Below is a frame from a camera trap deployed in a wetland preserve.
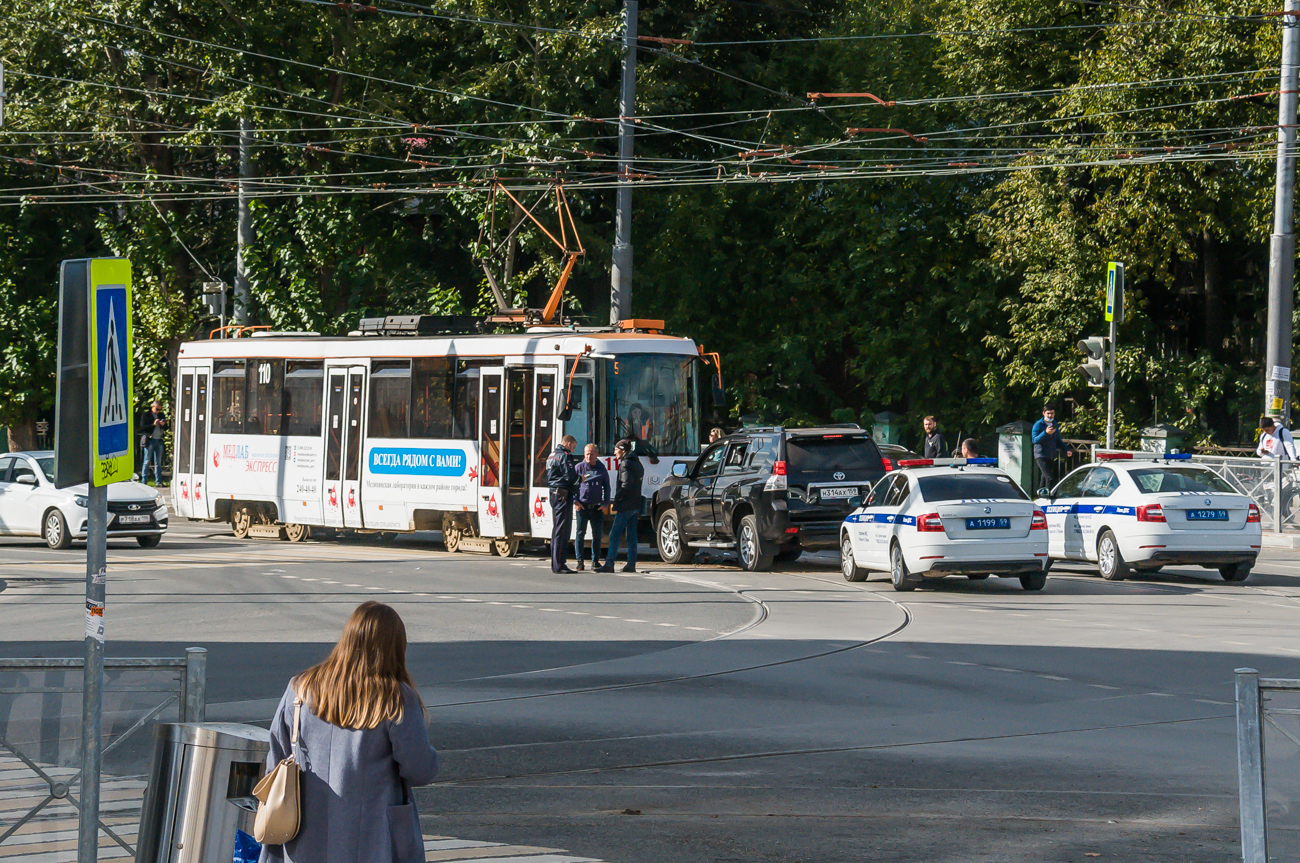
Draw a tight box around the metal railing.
[1235,668,1300,863]
[0,647,206,855]
[1182,455,1300,534]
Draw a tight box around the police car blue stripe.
[1043,504,1135,516]
[845,513,917,525]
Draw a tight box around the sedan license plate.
[1186,509,1229,521]
[820,486,857,499]
[965,517,1010,530]
[116,514,151,525]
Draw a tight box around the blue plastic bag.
[234,829,263,863]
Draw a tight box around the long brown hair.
[295,602,421,729]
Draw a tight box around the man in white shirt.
[1257,417,1298,460]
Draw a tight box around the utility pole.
[1265,0,1299,423]
[234,118,254,326]
[609,0,637,325]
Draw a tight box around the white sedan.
[0,451,169,549]
[839,459,1051,592]
[1035,453,1261,582]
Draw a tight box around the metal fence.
[1183,455,1300,534]
[0,648,206,856]
[1235,668,1300,863]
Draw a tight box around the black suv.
[651,425,888,571]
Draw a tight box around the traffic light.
[1076,336,1109,387]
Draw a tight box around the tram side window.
[369,360,411,438]
[245,359,284,435]
[283,361,324,436]
[454,359,489,440]
[411,357,455,438]
[212,361,246,434]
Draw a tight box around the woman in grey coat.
[259,601,439,863]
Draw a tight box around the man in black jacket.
[597,439,644,573]
[545,435,579,573]
[139,401,169,486]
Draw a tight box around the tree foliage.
[0,0,1293,451]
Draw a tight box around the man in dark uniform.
[545,434,579,573]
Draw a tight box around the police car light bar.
[1095,451,1193,461]
[896,457,999,468]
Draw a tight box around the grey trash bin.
[136,723,270,863]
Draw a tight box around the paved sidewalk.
[0,752,603,863]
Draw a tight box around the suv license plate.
[820,487,857,499]
[1187,509,1228,521]
[116,514,151,525]
[966,517,1010,530]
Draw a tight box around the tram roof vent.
[357,315,485,336]
[616,319,666,334]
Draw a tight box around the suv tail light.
[1136,504,1165,523]
[916,512,944,532]
[764,460,788,491]
[1247,503,1261,523]
[1030,511,1047,530]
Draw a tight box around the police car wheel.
[1097,530,1127,581]
[890,543,917,592]
[737,515,773,572]
[840,534,867,582]
[775,545,803,563]
[1019,572,1047,591]
[1219,563,1251,583]
[656,510,695,565]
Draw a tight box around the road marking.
[460,598,482,603]
[512,605,532,609]
[948,661,975,666]
[566,611,589,616]
[1196,699,1230,705]
[347,583,362,587]
[684,626,709,631]
[539,608,562,612]
[656,622,677,627]
[1146,692,1174,697]
[1039,675,1070,681]
[989,667,1021,673]
[623,618,647,623]
[1090,684,1120,690]
[595,615,618,619]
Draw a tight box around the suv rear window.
[917,473,1027,502]
[785,436,882,472]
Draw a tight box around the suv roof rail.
[738,425,784,433]
[821,423,863,429]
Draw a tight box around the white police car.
[839,458,1050,592]
[1036,452,1261,582]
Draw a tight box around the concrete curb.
[1262,532,1300,550]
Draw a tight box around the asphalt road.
[3,521,1299,862]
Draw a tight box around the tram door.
[323,366,367,528]
[172,371,209,518]
[530,372,557,537]
[502,368,535,536]
[477,369,505,537]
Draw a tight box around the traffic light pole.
[1265,0,1299,422]
[1107,315,1117,449]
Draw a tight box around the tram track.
[423,568,913,711]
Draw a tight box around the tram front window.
[606,355,699,456]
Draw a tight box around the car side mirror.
[711,371,725,408]
[848,494,864,508]
[672,462,688,478]
[557,402,573,422]
[16,475,37,486]
[1036,487,1052,498]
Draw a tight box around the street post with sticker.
[55,257,132,863]
[1104,262,1124,449]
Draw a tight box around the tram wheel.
[492,537,520,557]
[231,507,252,539]
[284,523,309,543]
[442,516,463,553]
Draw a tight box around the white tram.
[169,319,712,554]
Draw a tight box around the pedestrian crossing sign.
[89,259,133,486]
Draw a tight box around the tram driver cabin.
[170,322,711,551]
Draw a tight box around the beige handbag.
[252,696,303,844]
